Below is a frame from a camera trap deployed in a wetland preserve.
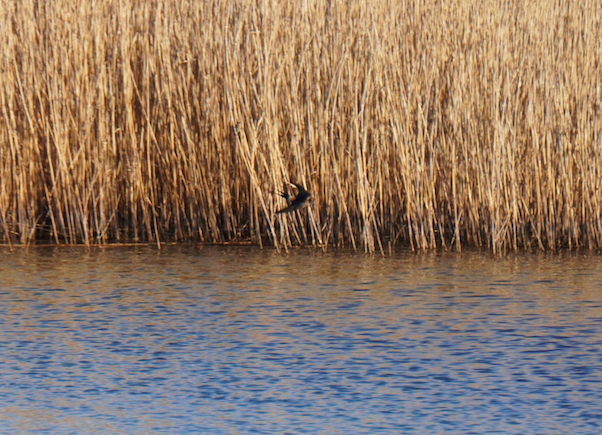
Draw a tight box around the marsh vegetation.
[1,0,601,252]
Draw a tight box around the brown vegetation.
[1,0,601,253]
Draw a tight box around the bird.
[276,183,311,214]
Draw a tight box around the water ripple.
[0,247,601,434]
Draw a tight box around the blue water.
[0,246,601,434]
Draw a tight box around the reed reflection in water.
[0,246,601,434]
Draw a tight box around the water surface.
[0,246,601,434]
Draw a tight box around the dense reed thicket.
[1,0,601,252]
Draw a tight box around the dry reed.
[1,0,601,253]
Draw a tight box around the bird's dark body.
[276,183,311,214]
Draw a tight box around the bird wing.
[276,204,297,214]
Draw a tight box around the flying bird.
[276,183,311,214]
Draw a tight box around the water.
[0,246,601,434]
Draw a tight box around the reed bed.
[1,0,601,253]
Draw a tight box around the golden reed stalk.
[1,0,601,253]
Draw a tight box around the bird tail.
[274,187,292,204]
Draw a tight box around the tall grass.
[1,0,601,253]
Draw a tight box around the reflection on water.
[0,246,601,434]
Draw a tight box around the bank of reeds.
[1,0,601,253]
